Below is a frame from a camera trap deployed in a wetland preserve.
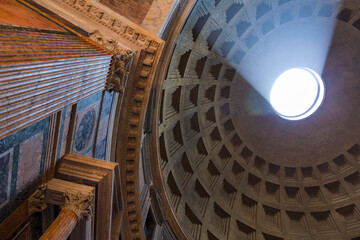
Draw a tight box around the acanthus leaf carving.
[62,191,94,220]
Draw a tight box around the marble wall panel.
[72,92,102,157]
[95,91,114,160]
[0,117,49,223]
[95,118,109,160]
[16,132,44,194]
[0,149,13,209]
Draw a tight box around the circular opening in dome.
[270,68,325,120]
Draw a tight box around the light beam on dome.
[227,2,343,118]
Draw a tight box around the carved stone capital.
[28,184,47,216]
[62,191,94,220]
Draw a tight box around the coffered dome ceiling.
[156,0,360,239]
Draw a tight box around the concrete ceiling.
[158,0,360,239]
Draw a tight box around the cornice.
[60,0,161,49]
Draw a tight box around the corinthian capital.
[62,191,94,220]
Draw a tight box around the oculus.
[270,68,325,120]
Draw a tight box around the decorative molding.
[88,29,127,54]
[28,184,47,216]
[62,191,94,220]
[60,162,107,177]
[45,178,94,206]
[109,52,134,92]
[89,30,135,93]
[119,43,163,239]
[60,0,159,49]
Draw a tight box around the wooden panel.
[0,201,28,240]
[0,0,64,31]
[0,28,112,140]
[13,222,32,240]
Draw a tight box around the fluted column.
[40,191,93,240]
[40,210,78,240]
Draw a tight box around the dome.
[154,0,360,239]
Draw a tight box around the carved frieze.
[60,0,158,48]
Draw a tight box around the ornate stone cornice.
[62,191,94,220]
[88,30,127,54]
[60,0,160,49]
[28,184,47,216]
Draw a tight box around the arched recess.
[113,24,165,240]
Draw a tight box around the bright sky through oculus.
[270,68,325,120]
